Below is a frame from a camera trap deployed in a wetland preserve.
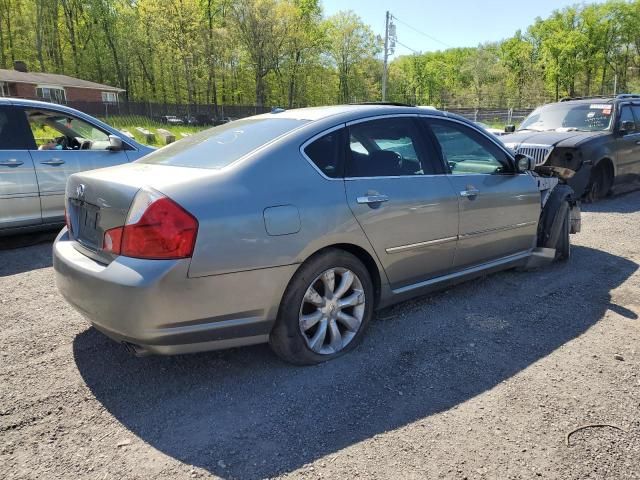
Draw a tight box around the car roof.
[252,104,450,124]
[557,97,616,105]
[0,96,104,115]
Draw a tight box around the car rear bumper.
[53,228,298,355]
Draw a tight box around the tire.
[555,205,571,262]
[269,249,374,365]
[584,162,613,203]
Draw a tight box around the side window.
[25,109,111,151]
[632,105,640,129]
[303,129,344,178]
[0,107,36,150]
[620,105,636,132]
[346,117,435,177]
[427,120,511,175]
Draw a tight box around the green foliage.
[0,0,639,108]
[100,115,207,146]
[388,0,640,108]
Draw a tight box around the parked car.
[54,104,580,365]
[213,116,235,126]
[0,98,153,235]
[502,94,640,201]
[184,114,213,126]
[160,115,184,126]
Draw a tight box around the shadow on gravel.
[74,245,638,479]
[0,231,57,276]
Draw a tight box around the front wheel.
[584,162,613,203]
[269,249,374,365]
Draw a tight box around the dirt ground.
[1,191,640,480]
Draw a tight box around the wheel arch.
[538,184,574,248]
[595,156,616,178]
[291,243,384,309]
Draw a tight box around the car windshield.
[519,103,613,132]
[139,117,309,169]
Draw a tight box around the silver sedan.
[53,105,580,364]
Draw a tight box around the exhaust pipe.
[122,342,151,357]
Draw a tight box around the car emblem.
[76,184,85,198]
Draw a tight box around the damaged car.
[503,94,640,201]
[53,104,579,365]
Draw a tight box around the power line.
[395,40,420,55]
[391,14,453,49]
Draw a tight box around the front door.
[614,104,640,181]
[0,105,41,230]
[343,116,459,289]
[25,107,128,222]
[425,118,541,270]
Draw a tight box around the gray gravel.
[2,191,640,480]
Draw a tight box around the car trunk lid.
[66,163,210,264]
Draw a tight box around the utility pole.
[381,11,395,101]
[382,11,390,101]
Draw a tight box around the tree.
[229,0,294,107]
[325,10,379,103]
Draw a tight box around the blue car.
[0,97,153,235]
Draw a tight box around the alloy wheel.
[298,267,366,355]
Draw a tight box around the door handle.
[460,189,480,198]
[41,158,65,166]
[357,194,389,204]
[0,159,23,167]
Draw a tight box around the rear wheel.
[584,162,613,202]
[269,249,374,365]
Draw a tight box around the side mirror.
[620,120,636,134]
[504,124,516,133]
[515,153,535,173]
[108,135,123,151]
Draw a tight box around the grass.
[99,115,210,146]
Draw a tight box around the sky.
[321,0,607,58]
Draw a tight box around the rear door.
[0,105,42,229]
[25,108,129,222]
[424,117,540,270]
[344,116,459,289]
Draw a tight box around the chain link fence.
[443,107,534,126]
[43,100,535,146]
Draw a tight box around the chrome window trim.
[346,113,419,126]
[299,111,518,181]
[299,114,423,181]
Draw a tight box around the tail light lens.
[103,189,198,259]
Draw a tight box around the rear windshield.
[139,118,308,169]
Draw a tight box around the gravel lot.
[2,190,640,480]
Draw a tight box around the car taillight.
[103,189,198,259]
